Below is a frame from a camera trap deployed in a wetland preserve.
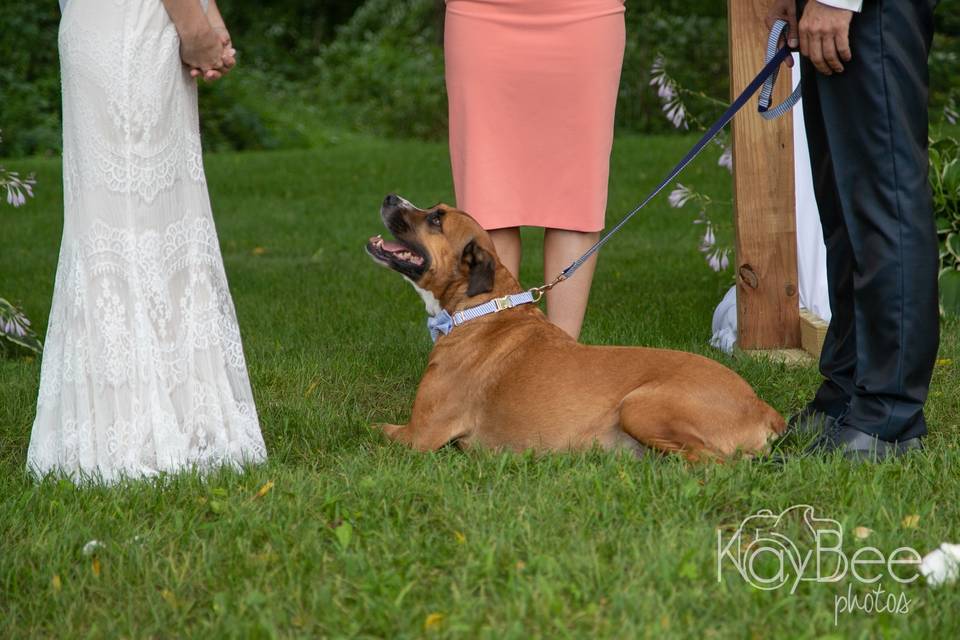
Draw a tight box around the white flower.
[699,224,716,253]
[718,145,733,173]
[706,248,730,273]
[657,83,677,101]
[1,169,36,208]
[0,304,31,338]
[921,543,960,587]
[945,95,958,126]
[707,251,721,272]
[82,540,105,556]
[668,184,694,209]
[649,55,667,86]
[664,100,688,130]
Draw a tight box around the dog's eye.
[427,210,444,229]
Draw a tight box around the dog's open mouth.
[367,234,427,276]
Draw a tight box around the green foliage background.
[2,0,955,156]
[932,137,960,315]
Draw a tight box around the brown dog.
[366,195,785,460]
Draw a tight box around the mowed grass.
[1,134,959,638]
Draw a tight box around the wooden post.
[728,0,801,350]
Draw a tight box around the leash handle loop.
[758,20,802,120]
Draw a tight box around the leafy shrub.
[314,0,447,140]
[932,0,960,123]
[218,0,358,78]
[0,0,957,153]
[0,3,62,157]
[312,0,728,140]
[0,2,309,156]
[932,136,960,316]
[618,11,728,134]
[198,72,308,152]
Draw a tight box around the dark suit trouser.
[800,0,939,442]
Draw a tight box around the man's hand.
[799,1,853,75]
[766,0,800,68]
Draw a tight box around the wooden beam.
[800,308,829,360]
[728,0,801,349]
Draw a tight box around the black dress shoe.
[805,422,924,462]
[787,403,839,436]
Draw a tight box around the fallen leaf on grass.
[854,526,873,540]
[936,359,953,367]
[303,380,320,398]
[902,514,920,529]
[334,522,353,551]
[254,543,278,564]
[51,574,62,592]
[161,589,177,608]
[253,480,275,500]
[424,613,444,631]
[252,246,267,256]
[679,560,700,580]
[453,531,466,544]
[91,557,101,577]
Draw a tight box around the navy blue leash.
[527,20,798,300]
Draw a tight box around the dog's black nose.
[383,194,401,208]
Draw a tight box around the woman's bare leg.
[543,228,600,340]
[488,227,522,278]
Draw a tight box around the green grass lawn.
[2,134,959,638]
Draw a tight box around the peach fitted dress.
[445,0,626,232]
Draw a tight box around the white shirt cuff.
[815,0,863,11]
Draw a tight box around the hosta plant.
[650,55,734,274]
[1,129,41,355]
[932,136,960,316]
[0,298,42,355]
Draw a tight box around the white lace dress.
[27,0,267,482]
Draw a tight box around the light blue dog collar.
[427,291,538,342]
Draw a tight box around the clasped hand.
[180,23,236,82]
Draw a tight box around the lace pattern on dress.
[59,22,206,205]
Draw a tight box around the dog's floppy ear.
[461,239,495,297]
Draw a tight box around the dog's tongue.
[381,240,407,252]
